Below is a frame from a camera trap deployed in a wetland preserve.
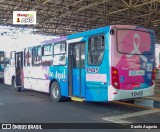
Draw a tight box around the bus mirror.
[110,29,114,35]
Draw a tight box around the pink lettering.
[17,14,28,17]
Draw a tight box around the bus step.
[71,97,84,102]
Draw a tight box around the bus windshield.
[117,29,154,55]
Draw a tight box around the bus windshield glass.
[117,29,154,55]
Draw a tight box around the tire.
[12,77,21,92]
[0,78,4,83]
[120,99,135,104]
[50,82,65,102]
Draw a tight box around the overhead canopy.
[0,0,159,42]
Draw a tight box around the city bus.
[14,25,156,102]
[4,51,16,86]
[0,51,5,80]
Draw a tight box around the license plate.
[129,70,145,76]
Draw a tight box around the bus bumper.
[108,84,155,101]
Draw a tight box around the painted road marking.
[143,96,160,101]
[102,109,160,123]
[111,100,160,110]
[104,119,131,123]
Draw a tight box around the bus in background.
[0,51,5,80]
[4,51,16,86]
[14,25,156,102]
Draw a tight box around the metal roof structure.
[0,0,160,42]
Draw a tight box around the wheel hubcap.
[53,86,59,99]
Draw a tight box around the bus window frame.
[53,41,66,66]
[42,44,52,56]
[87,34,105,66]
[32,45,42,66]
[116,28,155,55]
[41,43,53,66]
[24,48,32,67]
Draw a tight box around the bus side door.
[15,52,23,88]
[68,42,86,97]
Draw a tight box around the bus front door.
[68,42,85,98]
[15,52,23,90]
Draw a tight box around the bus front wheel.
[50,82,65,102]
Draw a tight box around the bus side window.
[53,42,66,65]
[88,35,104,65]
[24,48,32,66]
[32,46,41,66]
[42,44,52,66]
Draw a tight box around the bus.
[13,25,156,102]
[0,51,5,80]
[4,51,16,86]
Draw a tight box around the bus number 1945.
[131,91,143,97]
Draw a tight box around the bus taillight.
[111,67,120,89]
[151,69,156,85]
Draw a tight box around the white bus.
[4,51,16,86]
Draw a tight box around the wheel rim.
[53,86,59,99]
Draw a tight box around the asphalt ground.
[0,82,160,132]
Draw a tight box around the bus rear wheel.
[50,82,65,102]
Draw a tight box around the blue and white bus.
[13,25,156,102]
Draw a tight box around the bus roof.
[41,36,67,44]
[67,25,155,40]
[67,26,110,40]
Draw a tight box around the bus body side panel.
[23,66,32,90]
[4,66,15,85]
[67,26,111,102]
[49,66,68,96]
[83,27,110,102]
[24,66,50,93]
